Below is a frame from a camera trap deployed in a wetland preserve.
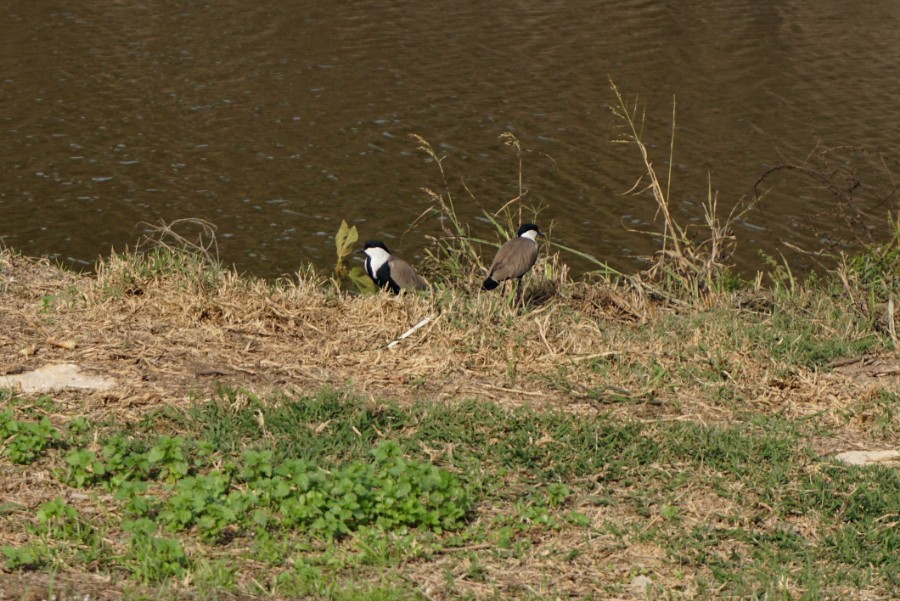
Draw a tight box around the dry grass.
[0,245,896,446]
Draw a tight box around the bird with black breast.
[357,240,428,294]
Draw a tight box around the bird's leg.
[501,280,515,309]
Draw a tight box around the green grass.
[1,388,897,598]
[0,402,62,464]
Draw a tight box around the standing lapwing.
[357,240,428,294]
[482,223,543,291]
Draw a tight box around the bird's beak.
[538,230,545,238]
[354,248,366,255]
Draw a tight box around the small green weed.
[0,409,61,464]
[17,498,112,569]
[101,434,151,483]
[64,448,108,487]
[59,416,471,544]
[334,219,376,294]
[146,435,190,481]
[38,500,105,553]
[1,543,48,570]
[259,440,470,538]
[125,523,189,583]
[34,498,80,538]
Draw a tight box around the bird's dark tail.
[482,277,500,291]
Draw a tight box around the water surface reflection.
[1,0,898,277]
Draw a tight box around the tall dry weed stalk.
[834,213,900,346]
[407,134,484,282]
[408,132,547,288]
[136,218,220,267]
[609,78,753,302]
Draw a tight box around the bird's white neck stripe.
[365,247,391,273]
[520,229,539,241]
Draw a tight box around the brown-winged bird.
[482,223,543,290]
[357,240,427,294]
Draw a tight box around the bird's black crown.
[360,240,390,253]
[516,223,542,237]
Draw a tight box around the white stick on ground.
[387,314,435,349]
[887,297,896,346]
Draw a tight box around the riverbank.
[0,245,897,600]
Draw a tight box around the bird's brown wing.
[389,257,428,290]
[488,237,538,282]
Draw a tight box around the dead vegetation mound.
[0,248,896,440]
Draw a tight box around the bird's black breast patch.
[374,263,399,293]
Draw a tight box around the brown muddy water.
[2,0,899,279]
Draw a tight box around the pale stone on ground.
[0,363,116,393]
[834,449,900,466]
